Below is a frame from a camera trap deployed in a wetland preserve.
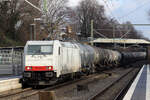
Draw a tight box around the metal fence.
[0,47,24,76]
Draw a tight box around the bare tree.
[0,0,23,46]
[0,0,42,46]
[39,0,68,39]
[70,0,144,39]
[71,0,110,37]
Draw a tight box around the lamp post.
[33,18,42,40]
[30,24,35,40]
[24,0,43,40]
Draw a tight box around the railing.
[0,47,24,76]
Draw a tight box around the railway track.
[113,67,141,100]
[0,73,105,100]
[0,88,32,97]
[0,88,35,100]
[88,67,141,100]
[0,64,142,100]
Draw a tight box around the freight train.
[21,40,146,87]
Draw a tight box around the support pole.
[11,48,14,75]
[91,20,94,46]
[30,24,33,40]
[34,21,36,40]
[113,25,116,48]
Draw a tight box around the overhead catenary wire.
[101,0,125,37]
[101,0,150,40]
[118,0,150,20]
[102,0,121,23]
[94,29,108,38]
[108,0,115,13]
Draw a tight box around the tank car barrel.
[80,44,146,68]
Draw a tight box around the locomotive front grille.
[31,72,53,81]
[31,72,43,81]
[23,71,56,85]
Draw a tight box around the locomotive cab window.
[27,45,53,55]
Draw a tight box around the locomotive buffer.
[123,65,150,100]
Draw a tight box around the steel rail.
[19,74,100,99]
[113,67,141,100]
[0,88,32,98]
[88,68,137,100]
[0,74,99,100]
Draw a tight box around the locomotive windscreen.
[27,45,53,55]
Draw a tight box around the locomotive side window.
[27,45,53,55]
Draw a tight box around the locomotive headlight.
[48,66,51,70]
[47,66,53,70]
[25,66,32,71]
[27,66,30,70]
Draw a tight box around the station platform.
[123,65,149,100]
[0,76,21,81]
[0,76,22,93]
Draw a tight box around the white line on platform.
[146,65,150,100]
[123,65,145,100]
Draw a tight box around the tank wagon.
[121,52,146,64]
[21,40,146,87]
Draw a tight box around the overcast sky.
[68,0,150,39]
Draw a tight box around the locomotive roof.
[26,40,57,45]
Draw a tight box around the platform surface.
[0,76,21,81]
[0,76,22,93]
[123,65,150,100]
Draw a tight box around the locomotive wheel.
[20,78,29,89]
[32,85,39,89]
[21,82,29,89]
